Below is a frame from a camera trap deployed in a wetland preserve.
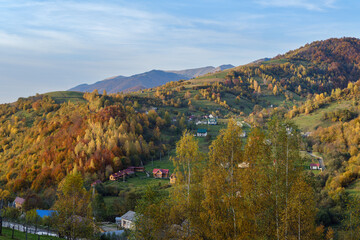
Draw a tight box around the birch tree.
[201,119,244,239]
[171,130,202,238]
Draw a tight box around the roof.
[36,210,56,218]
[310,163,320,167]
[91,180,102,186]
[124,169,135,174]
[120,210,136,221]
[197,129,207,133]
[101,230,124,236]
[14,197,25,205]
[128,166,144,170]
[152,169,169,174]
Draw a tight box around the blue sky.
[0,0,359,103]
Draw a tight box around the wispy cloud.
[0,0,356,104]
[254,0,337,11]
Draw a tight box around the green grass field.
[0,227,62,240]
[103,158,175,207]
[45,91,86,104]
[292,100,352,132]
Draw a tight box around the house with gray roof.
[118,210,136,229]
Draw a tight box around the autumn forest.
[2,37,360,239]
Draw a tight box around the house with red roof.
[310,163,320,170]
[153,169,169,178]
[91,180,102,187]
[13,197,25,209]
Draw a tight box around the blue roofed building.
[36,210,56,218]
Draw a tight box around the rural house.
[310,163,320,170]
[197,129,207,137]
[208,118,217,125]
[13,197,25,209]
[127,166,145,172]
[91,180,102,187]
[36,210,56,218]
[118,211,136,229]
[238,162,250,168]
[153,169,169,178]
[170,173,177,184]
[110,166,145,181]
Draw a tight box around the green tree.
[273,85,278,96]
[201,119,244,239]
[284,177,316,239]
[171,130,203,238]
[342,196,360,240]
[133,186,171,239]
[267,118,302,240]
[53,174,96,240]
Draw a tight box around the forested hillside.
[0,91,186,203]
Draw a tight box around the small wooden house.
[170,173,177,184]
[109,170,126,181]
[110,166,145,181]
[153,169,169,178]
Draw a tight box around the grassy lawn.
[261,58,288,65]
[103,156,176,193]
[292,100,352,132]
[0,227,62,240]
[194,71,230,81]
[45,91,86,104]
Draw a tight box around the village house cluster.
[109,166,145,181]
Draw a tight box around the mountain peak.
[69,65,234,93]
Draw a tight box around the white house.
[208,118,217,125]
[196,120,208,125]
[118,210,136,229]
[197,129,208,137]
[238,162,249,168]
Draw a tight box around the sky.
[0,0,359,103]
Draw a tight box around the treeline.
[287,81,360,119]
[132,119,334,239]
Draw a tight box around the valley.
[1,37,360,239]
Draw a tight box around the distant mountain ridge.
[69,65,234,93]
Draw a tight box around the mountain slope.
[69,65,234,93]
